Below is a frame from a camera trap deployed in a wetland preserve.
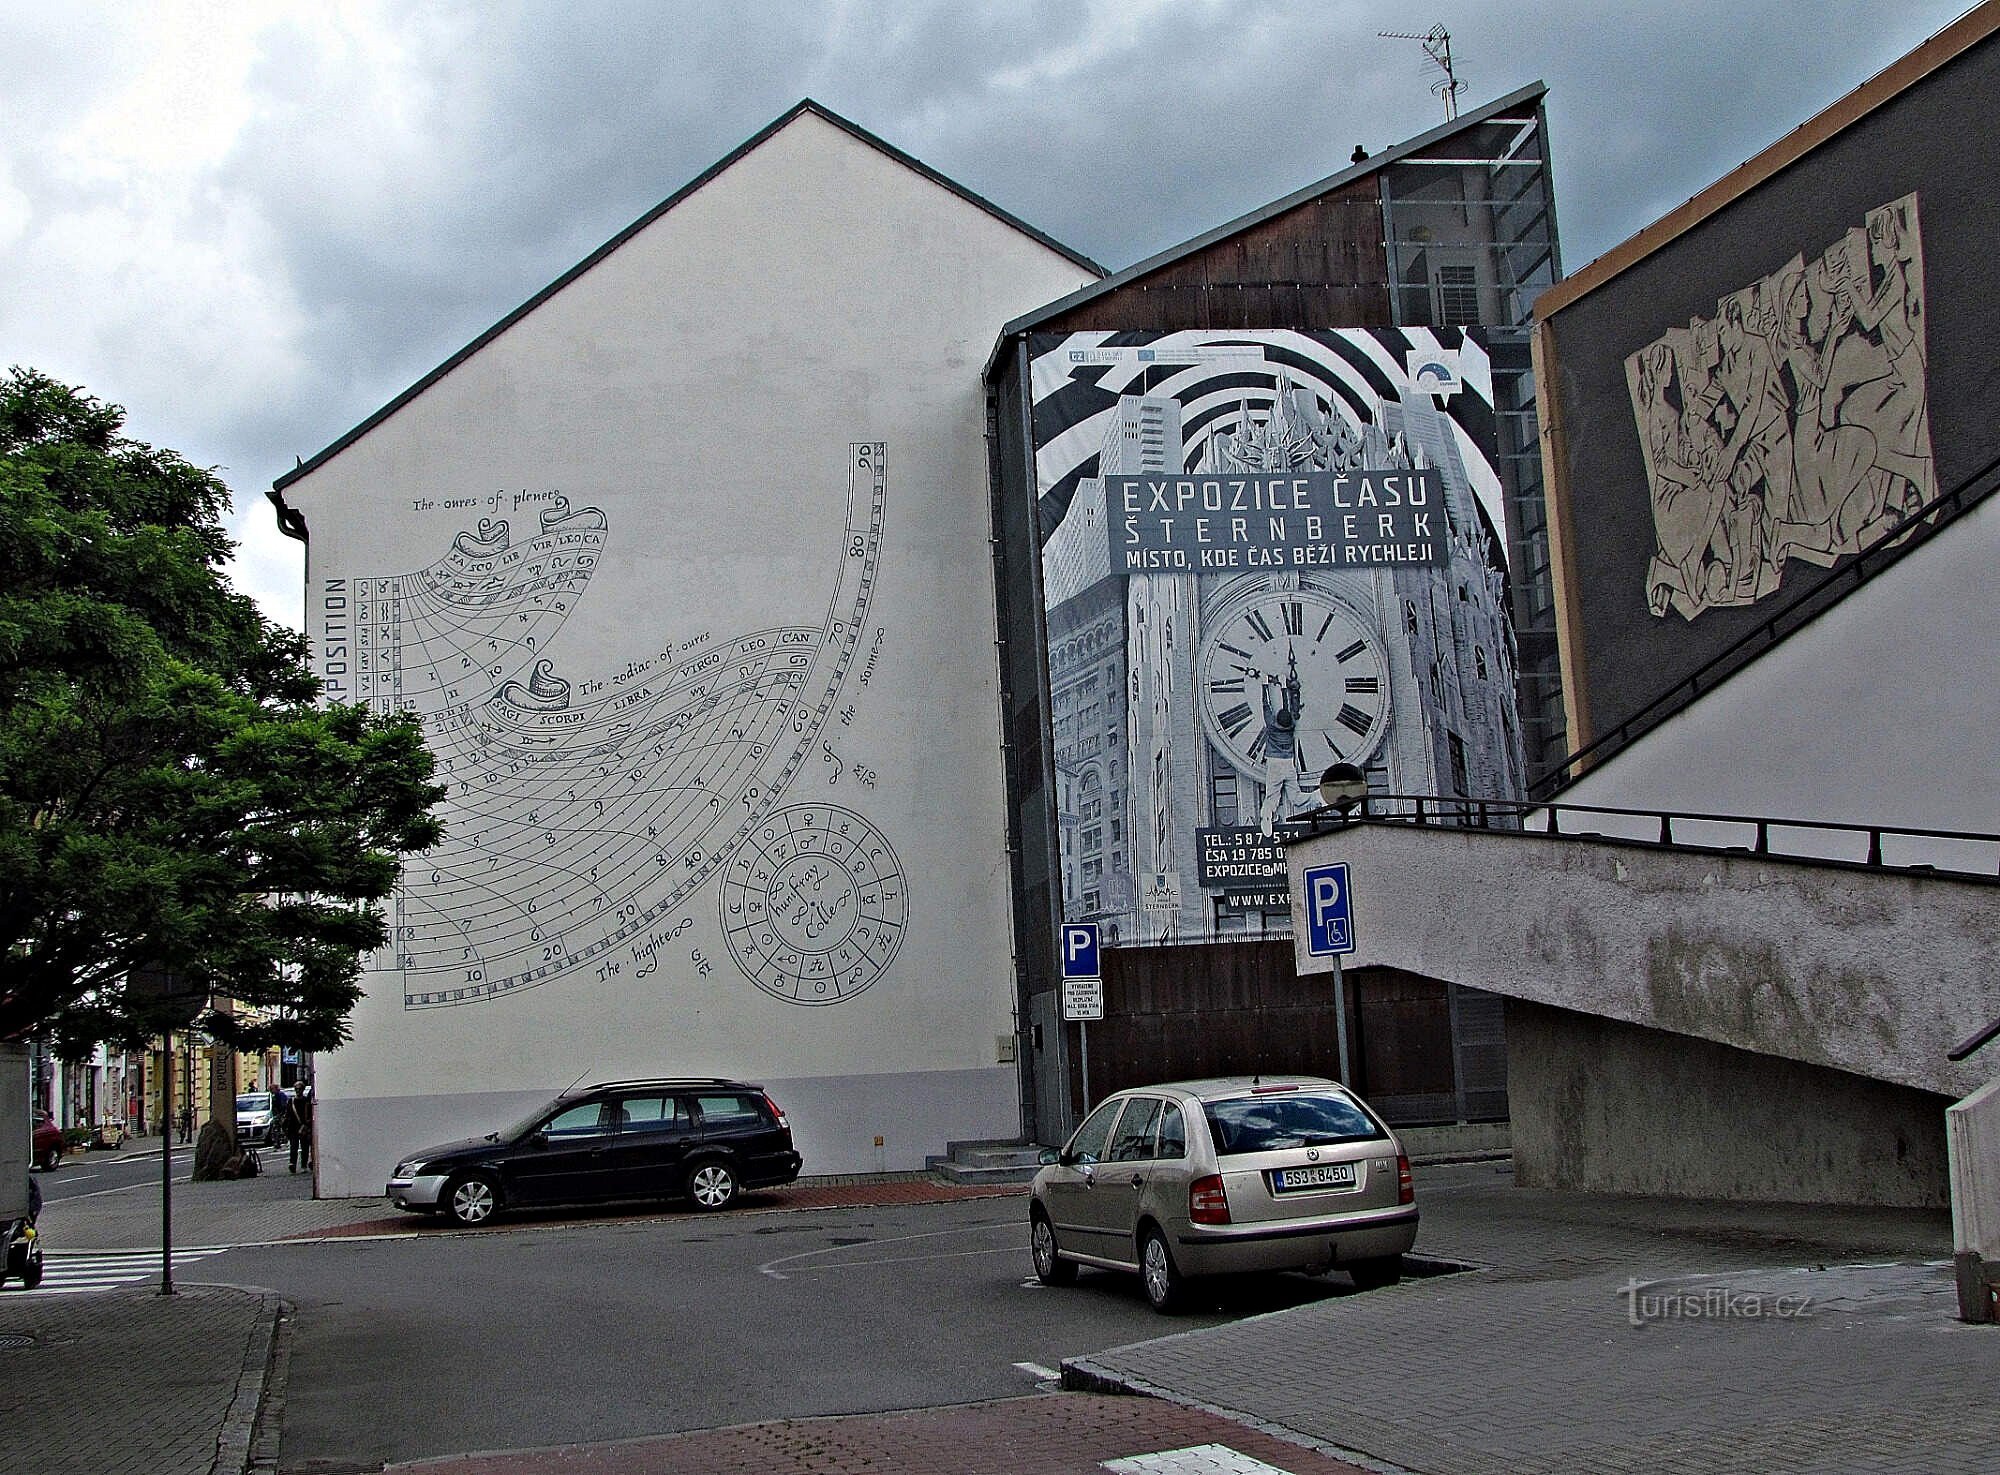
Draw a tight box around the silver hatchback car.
[1029,1076,1418,1312]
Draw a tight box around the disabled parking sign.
[1303,863,1355,957]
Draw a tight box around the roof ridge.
[269,99,1101,513]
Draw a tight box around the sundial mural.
[342,443,905,1009]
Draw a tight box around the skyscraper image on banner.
[1031,329,1523,947]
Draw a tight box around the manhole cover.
[0,1333,35,1351]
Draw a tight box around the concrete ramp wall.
[1289,822,2000,1100]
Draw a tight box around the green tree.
[0,367,444,1053]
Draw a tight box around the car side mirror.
[529,1131,549,1150]
[1038,1149,1059,1166]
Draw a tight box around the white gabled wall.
[284,110,1095,1192]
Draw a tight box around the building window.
[1437,264,1480,326]
[1211,770,1240,826]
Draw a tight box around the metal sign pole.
[1079,1021,1092,1114]
[1332,957,1352,1086]
[159,1029,174,1296]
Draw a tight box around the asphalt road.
[34,1144,198,1204]
[200,1196,1358,1474]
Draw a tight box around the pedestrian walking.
[287,1085,314,1173]
[178,1105,193,1144]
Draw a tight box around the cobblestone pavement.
[0,1283,279,1475]
[381,1394,1375,1475]
[1068,1163,1987,1475]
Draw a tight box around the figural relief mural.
[1628,193,1935,621]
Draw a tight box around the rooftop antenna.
[1380,24,1465,121]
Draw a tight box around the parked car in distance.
[386,1078,803,1227]
[1030,1075,1418,1312]
[235,1092,278,1146]
[32,1111,63,1172]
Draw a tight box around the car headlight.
[393,1160,426,1179]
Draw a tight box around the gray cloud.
[0,0,1966,626]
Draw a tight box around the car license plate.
[1272,1162,1357,1192]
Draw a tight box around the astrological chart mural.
[332,443,907,1011]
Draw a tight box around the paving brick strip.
[303,1178,1027,1239]
[0,1283,280,1475]
[382,1394,1377,1475]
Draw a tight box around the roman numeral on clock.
[1336,640,1368,662]
[1337,703,1374,737]
[1345,676,1379,694]
[1244,609,1274,642]
[1209,678,1245,693]
[1218,702,1254,736]
[1283,600,1304,636]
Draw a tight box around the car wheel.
[18,1240,43,1290]
[38,1147,60,1172]
[686,1160,738,1211]
[1030,1210,1076,1286]
[1347,1254,1403,1290]
[446,1174,501,1227]
[1139,1225,1187,1313]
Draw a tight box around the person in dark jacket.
[286,1085,315,1173]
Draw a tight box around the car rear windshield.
[1203,1092,1387,1155]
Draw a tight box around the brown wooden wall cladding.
[1062,943,1460,1109]
[1041,177,1392,334]
[1074,940,1346,1095]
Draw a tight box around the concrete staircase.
[926,1138,1045,1186]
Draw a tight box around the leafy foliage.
[0,368,444,1052]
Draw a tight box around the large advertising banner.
[1030,329,1523,946]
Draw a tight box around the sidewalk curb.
[1058,1356,1423,1475]
[211,1289,290,1475]
[247,1300,295,1475]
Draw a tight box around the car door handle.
[1127,1174,1143,1188]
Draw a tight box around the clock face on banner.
[1196,579,1391,777]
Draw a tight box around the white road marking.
[49,1175,195,1202]
[10,1248,232,1297]
[1103,1446,1298,1474]
[758,1221,1022,1281]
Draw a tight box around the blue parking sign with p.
[1061,922,1101,979]
[1304,863,1354,957]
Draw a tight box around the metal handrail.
[1290,791,2000,880]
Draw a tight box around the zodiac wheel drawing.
[365,443,888,1010]
[718,804,907,1006]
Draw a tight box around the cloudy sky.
[0,0,1968,628]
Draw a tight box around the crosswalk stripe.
[9,1248,231,1297]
